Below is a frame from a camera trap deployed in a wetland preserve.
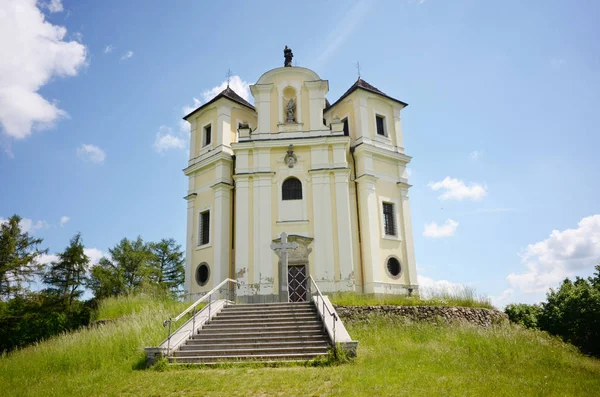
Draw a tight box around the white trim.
[196,206,212,249]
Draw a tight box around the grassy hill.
[1,296,599,396]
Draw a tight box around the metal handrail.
[308,275,338,356]
[163,278,239,356]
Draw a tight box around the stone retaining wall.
[335,305,508,328]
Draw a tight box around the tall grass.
[329,286,493,309]
[1,296,599,396]
[95,294,188,321]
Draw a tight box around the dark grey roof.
[183,86,255,120]
[325,78,408,111]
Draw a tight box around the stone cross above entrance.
[271,232,298,302]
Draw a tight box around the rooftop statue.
[284,45,293,67]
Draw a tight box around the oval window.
[386,257,401,277]
[195,263,210,286]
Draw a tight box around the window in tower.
[342,118,349,136]
[382,202,396,236]
[198,210,210,246]
[203,124,212,146]
[376,115,386,136]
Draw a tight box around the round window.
[195,263,210,286]
[386,257,401,278]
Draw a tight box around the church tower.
[182,48,418,301]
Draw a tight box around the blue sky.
[1,0,599,306]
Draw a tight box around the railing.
[163,278,239,356]
[308,275,338,356]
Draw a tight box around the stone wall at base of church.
[335,305,508,328]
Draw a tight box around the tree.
[538,265,600,357]
[43,233,89,307]
[0,215,47,299]
[87,237,154,299]
[150,238,185,297]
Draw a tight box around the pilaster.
[252,174,273,288]
[212,183,232,286]
[234,176,250,285]
[333,170,355,284]
[184,194,196,300]
[311,171,335,287]
[353,96,369,140]
[399,185,418,285]
[217,105,232,147]
[250,84,273,134]
[356,174,381,293]
[393,105,404,152]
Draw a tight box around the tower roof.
[183,86,255,120]
[325,78,408,111]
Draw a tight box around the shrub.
[504,303,542,329]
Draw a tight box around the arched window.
[282,177,302,200]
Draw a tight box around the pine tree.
[150,238,185,297]
[87,237,153,298]
[0,215,47,299]
[43,233,89,307]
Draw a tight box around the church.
[182,47,418,302]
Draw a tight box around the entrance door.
[287,265,307,302]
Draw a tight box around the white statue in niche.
[286,97,296,123]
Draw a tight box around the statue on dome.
[284,45,293,67]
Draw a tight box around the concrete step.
[192,329,327,340]
[209,316,318,324]
[169,352,328,364]
[181,340,329,350]
[174,346,329,357]
[226,303,313,311]
[216,309,317,317]
[188,334,329,344]
[201,322,322,331]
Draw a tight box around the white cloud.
[153,126,186,153]
[59,216,70,227]
[104,44,114,54]
[37,248,105,266]
[0,0,87,140]
[0,217,49,233]
[417,274,471,299]
[313,0,373,69]
[507,214,600,294]
[202,76,251,103]
[36,253,58,265]
[470,150,484,161]
[77,144,105,164]
[423,219,458,238]
[490,288,514,308]
[428,177,487,201]
[42,0,64,13]
[121,50,133,61]
[84,248,105,265]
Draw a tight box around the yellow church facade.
[182,52,418,302]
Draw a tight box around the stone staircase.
[169,301,331,364]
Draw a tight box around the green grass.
[1,296,599,396]
[95,294,189,321]
[329,286,494,309]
